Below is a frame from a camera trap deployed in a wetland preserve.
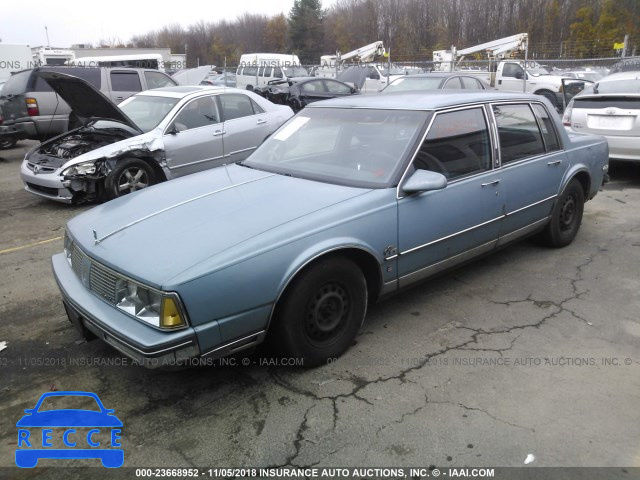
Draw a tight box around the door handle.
[213,130,225,136]
[256,119,267,125]
[481,179,501,187]
[547,160,562,166]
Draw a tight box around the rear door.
[491,102,567,243]
[218,93,271,163]
[107,70,143,104]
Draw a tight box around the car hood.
[16,410,123,427]
[67,164,373,289]
[34,69,141,132]
[172,66,214,86]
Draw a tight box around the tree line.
[112,0,639,66]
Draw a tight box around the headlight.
[62,162,97,176]
[64,230,72,261]
[115,278,186,329]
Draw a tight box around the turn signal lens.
[161,297,184,328]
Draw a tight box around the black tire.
[289,99,302,113]
[0,136,18,150]
[539,179,584,248]
[246,84,254,91]
[536,89,559,112]
[271,257,367,366]
[103,158,155,201]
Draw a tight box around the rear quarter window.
[1,70,31,96]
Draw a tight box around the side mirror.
[401,169,447,194]
[515,71,523,80]
[166,125,179,135]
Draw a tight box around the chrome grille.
[27,162,56,174]
[89,263,118,304]
[69,242,84,278]
[68,239,119,306]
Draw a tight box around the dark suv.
[0,67,176,146]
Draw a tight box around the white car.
[21,71,293,203]
[563,71,640,162]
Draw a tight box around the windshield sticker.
[273,116,310,141]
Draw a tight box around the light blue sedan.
[52,91,609,367]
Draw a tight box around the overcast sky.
[1,0,336,48]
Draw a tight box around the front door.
[397,106,504,287]
[162,95,225,177]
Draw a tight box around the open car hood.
[34,69,142,133]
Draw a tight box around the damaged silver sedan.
[20,71,293,203]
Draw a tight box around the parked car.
[201,73,237,88]
[561,70,604,82]
[255,77,358,112]
[236,53,308,91]
[53,91,608,368]
[563,71,640,162]
[336,64,407,92]
[21,71,293,203]
[380,72,492,93]
[0,67,177,143]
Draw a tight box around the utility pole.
[45,26,50,47]
[622,34,629,57]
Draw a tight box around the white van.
[236,53,308,91]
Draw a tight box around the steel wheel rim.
[305,281,350,345]
[559,195,577,231]
[117,167,149,194]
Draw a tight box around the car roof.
[306,90,540,110]
[136,85,243,98]
[400,72,481,78]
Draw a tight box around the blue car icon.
[16,391,123,468]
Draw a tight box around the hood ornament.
[93,230,100,245]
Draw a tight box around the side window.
[110,71,142,92]
[172,96,219,131]
[262,66,272,77]
[243,66,258,76]
[273,67,283,79]
[444,77,463,89]
[502,63,523,78]
[493,104,545,164]
[301,80,325,93]
[532,103,560,152]
[461,77,483,89]
[324,80,352,94]
[219,93,257,120]
[257,66,264,77]
[236,66,243,75]
[414,107,492,180]
[144,71,176,89]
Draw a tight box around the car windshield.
[37,395,101,412]
[591,78,640,95]
[242,107,429,188]
[119,95,180,132]
[383,77,444,92]
[379,66,408,76]
[283,66,308,77]
[526,63,550,76]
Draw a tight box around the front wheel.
[103,158,155,201]
[271,257,367,366]
[539,178,584,248]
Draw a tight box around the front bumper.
[52,253,201,368]
[20,161,74,203]
[0,123,28,140]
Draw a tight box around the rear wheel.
[539,178,584,247]
[103,158,155,201]
[271,257,367,366]
[0,136,18,150]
